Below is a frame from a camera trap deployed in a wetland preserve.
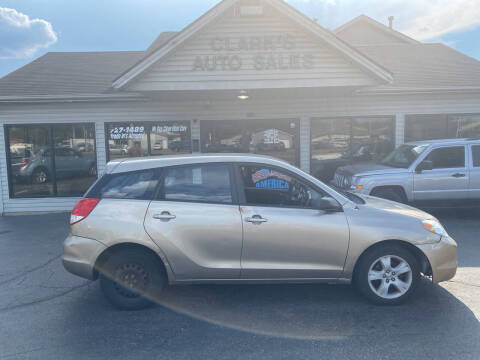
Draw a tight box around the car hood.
[358,194,435,221]
[337,163,408,177]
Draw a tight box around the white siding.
[299,117,310,172]
[95,121,107,175]
[395,113,405,147]
[1,90,480,213]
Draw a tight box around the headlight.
[422,219,448,237]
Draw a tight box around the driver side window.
[239,165,326,208]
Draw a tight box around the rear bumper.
[62,235,106,280]
[417,235,458,283]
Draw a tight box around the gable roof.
[112,0,393,89]
[0,51,143,97]
[335,15,419,45]
[355,43,480,90]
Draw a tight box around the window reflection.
[405,114,480,142]
[200,119,299,165]
[106,122,191,160]
[8,125,53,197]
[7,124,97,198]
[150,123,191,156]
[107,123,148,160]
[311,117,394,182]
[53,125,97,197]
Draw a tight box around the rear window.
[159,164,233,204]
[88,170,158,200]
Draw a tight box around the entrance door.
[144,163,243,280]
[237,164,350,279]
[413,146,469,200]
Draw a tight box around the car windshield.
[380,144,428,168]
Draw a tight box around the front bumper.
[417,234,457,283]
[62,235,107,280]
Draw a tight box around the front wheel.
[99,249,166,310]
[354,245,420,305]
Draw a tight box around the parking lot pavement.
[0,211,479,360]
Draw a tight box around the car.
[62,154,457,310]
[332,138,480,205]
[19,146,96,184]
[109,144,128,156]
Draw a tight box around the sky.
[0,0,479,78]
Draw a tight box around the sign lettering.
[192,33,314,71]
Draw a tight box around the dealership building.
[0,0,479,213]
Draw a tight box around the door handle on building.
[153,212,176,220]
[246,215,268,224]
[452,173,466,178]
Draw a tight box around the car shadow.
[61,278,480,358]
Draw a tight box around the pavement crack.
[0,254,61,286]
[0,282,89,313]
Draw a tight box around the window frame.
[87,168,161,201]
[469,144,480,168]
[309,116,395,175]
[199,118,301,167]
[405,113,480,142]
[234,162,336,210]
[104,121,193,162]
[421,145,467,170]
[154,162,238,206]
[4,123,98,199]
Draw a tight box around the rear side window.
[425,146,465,169]
[93,170,158,200]
[472,145,480,167]
[159,164,233,204]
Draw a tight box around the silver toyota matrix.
[63,154,457,310]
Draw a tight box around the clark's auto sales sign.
[193,34,314,72]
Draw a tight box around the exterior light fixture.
[237,90,249,100]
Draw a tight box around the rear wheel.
[354,244,420,305]
[31,167,49,184]
[99,248,166,310]
[371,187,406,203]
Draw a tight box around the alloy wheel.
[368,255,412,299]
[113,263,150,299]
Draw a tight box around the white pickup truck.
[332,138,480,205]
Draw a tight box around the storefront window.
[405,114,480,142]
[311,117,394,182]
[106,121,191,160]
[200,119,299,165]
[6,124,97,198]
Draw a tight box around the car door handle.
[452,173,466,178]
[153,212,176,220]
[246,215,268,224]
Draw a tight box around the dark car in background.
[17,147,96,184]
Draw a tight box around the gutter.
[355,86,480,96]
[0,93,146,104]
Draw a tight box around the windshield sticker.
[251,169,292,189]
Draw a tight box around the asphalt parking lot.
[0,209,479,360]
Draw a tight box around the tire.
[99,248,166,311]
[31,167,49,184]
[371,187,406,203]
[354,244,420,305]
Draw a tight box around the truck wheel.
[99,248,166,311]
[371,188,406,203]
[354,244,420,305]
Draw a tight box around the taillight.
[20,158,30,167]
[70,198,100,225]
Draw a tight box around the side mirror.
[416,160,433,173]
[313,197,342,212]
